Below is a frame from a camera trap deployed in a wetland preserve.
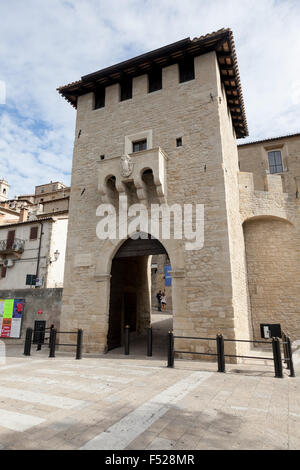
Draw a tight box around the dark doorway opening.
[106,234,173,355]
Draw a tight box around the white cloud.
[0,0,300,195]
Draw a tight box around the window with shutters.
[268,151,283,174]
[30,226,38,240]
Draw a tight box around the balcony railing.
[0,238,25,254]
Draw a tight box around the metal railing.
[0,238,25,253]
[167,332,295,379]
[24,326,83,360]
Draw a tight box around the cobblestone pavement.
[0,341,299,451]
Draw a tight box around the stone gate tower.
[58,28,252,355]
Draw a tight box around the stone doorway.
[106,234,173,355]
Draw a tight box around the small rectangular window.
[30,226,39,240]
[1,266,7,278]
[120,77,132,101]
[94,87,105,109]
[132,139,147,153]
[148,68,162,93]
[268,151,283,174]
[179,57,195,83]
[26,274,36,286]
[176,137,182,147]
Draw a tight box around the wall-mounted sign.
[0,299,24,338]
[35,277,44,287]
[164,265,172,287]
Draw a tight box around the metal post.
[24,328,33,356]
[125,325,130,355]
[282,333,289,367]
[167,331,174,368]
[286,337,295,378]
[216,334,226,373]
[49,325,54,348]
[49,328,57,358]
[36,330,43,351]
[147,326,152,357]
[76,329,83,360]
[272,337,283,378]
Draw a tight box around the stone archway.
[106,233,171,352]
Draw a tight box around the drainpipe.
[35,221,43,288]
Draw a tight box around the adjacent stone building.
[57,28,300,355]
[0,181,69,289]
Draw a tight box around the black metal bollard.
[36,330,43,351]
[147,326,152,357]
[167,331,174,368]
[24,328,33,356]
[49,325,54,349]
[216,334,226,373]
[282,333,289,366]
[272,337,283,378]
[49,328,57,358]
[76,329,83,360]
[125,325,130,355]
[286,337,295,378]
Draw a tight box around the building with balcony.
[0,217,68,289]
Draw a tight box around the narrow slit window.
[148,68,162,93]
[132,139,147,153]
[120,76,132,101]
[176,137,182,147]
[268,151,283,174]
[94,87,105,109]
[179,57,195,83]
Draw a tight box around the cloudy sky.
[1,0,300,197]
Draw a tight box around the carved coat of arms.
[120,154,134,178]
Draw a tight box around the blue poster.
[164,265,172,286]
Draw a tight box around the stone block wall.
[0,288,62,345]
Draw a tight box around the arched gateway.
[107,233,170,351]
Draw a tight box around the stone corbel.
[133,174,147,201]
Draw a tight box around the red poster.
[1,318,12,337]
